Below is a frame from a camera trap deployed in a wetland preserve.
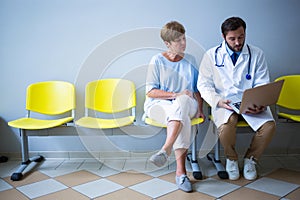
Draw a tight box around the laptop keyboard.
[233,102,241,109]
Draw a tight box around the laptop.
[228,80,284,114]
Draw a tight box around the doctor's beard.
[225,41,244,52]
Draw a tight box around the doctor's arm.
[197,52,224,109]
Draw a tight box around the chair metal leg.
[187,125,202,180]
[11,129,44,181]
[206,122,228,179]
[0,156,8,163]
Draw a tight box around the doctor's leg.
[244,121,275,160]
[243,121,275,180]
[218,113,239,161]
[218,113,240,180]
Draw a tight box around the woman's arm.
[147,88,177,100]
[194,91,205,120]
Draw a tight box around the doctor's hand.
[245,105,266,114]
[217,99,234,110]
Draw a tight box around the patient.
[144,21,205,192]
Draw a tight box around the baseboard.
[1,148,299,160]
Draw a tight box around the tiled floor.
[0,155,300,200]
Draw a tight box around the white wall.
[1,0,300,156]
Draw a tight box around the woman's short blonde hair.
[160,21,185,42]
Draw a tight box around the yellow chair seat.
[145,117,204,128]
[278,113,300,122]
[76,116,135,129]
[236,120,250,127]
[8,117,73,130]
[209,115,249,127]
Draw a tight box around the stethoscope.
[215,43,252,80]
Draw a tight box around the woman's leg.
[162,120,182,156]
[175,148,188,176]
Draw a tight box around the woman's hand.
[195,110,206,120]
[176,89,193,98]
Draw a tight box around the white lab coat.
[198,41,274,131]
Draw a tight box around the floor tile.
[72,178,124,199]
[102,159,126,172]
[36,160,64,170]
[54,170,101,187]
[4,171,50,188]
[129,178,177,198]
[221,187,279,200]
[157,190,215,200]
[0,161,19,178]
[284,187,300,200]
[145,166,174,178]
[33,188,90,200]
[246,177,299,197]
[39,168,78,178]
[123,158,147,172]
[88,165,120,177]
[0,188,29,200]
[55,160,83,170]
[94,188,151,200]
[78,159,103,170]
[158,172,176,184]
[193,178,240,198]
[266,168,300,185]
[17,179,68,199]
[1,155,300,200]
[106,171,152,187]
[197,157,218,178]
[214,175,254,186]
[0,178,13,192]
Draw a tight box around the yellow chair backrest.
[85,79,136,113]
[26,81,75,115]
[275,75,300,110]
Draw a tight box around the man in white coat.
[197,17,275,181]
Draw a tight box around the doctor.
[197,17,275,181]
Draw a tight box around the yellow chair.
[144,115,204,180]
[8,81,75,181]
[76,78,136,129]
[275,75,300,122]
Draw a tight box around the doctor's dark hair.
[221,17,246,36]
[160,21,185,42]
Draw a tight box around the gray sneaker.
[149,150,168,167]
[176,174,192,192]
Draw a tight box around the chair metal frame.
[8,81,75,181]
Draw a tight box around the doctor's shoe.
[176,174,192,192]
[149,149,168,167]
[243,156,257,180]
[226,159,240,180]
